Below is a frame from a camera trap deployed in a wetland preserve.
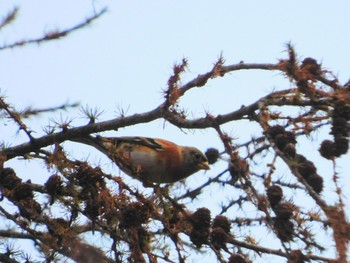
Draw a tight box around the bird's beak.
[198,161,210,170]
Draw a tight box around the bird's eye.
[194,153,203,160]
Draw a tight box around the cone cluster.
[268,125,323,194]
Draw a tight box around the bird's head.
[182,146,210,173]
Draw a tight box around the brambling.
[73,136,210,184]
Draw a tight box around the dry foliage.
[0,6,349,263]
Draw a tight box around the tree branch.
[0,8,107,50]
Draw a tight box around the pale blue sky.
[1,1,349,114]
[1,1,349,146]
[0,1,349,262]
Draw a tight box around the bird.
[73,135,210,185]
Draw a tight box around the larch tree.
[0,6,349,263]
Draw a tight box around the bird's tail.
[72,136,127,173]
[71,135,108,154]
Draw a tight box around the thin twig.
[0,8,107,50]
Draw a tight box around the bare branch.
[0,8,107,50]
[0,7,18,31]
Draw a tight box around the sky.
[0,1,349,262]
